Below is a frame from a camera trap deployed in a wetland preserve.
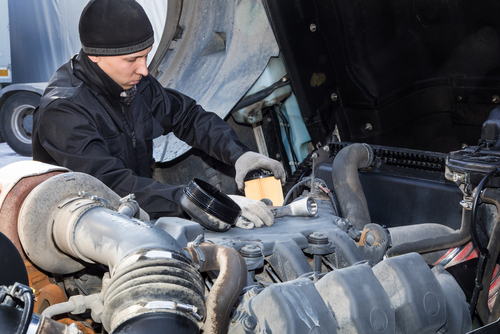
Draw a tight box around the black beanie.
[79,0,154,56]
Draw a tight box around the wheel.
[0,92,40,156]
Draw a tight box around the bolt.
[323,145,330,152]
[493,95,500,104]
[275,153,281,159]
[248,116,255,123]
[310,23,317,32]
[457,95,463,102]
[365,123,373,131]
[453,173,465,183]
[331,92,338,101]
[282,77,288,83]
[308,232,329,245]
[365,232,375,246]
[267,117,272,123]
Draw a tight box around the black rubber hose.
[476,188,500,324]
[231,76,290,111]
[185,243,247,334]
[386,208,472,257]
[331,143,374,230]
[387,168,498,258]
[15,286,34,334]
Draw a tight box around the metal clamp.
[145,301,202,321]
[187,235,205,271]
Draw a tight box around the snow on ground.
[0,142,32,169]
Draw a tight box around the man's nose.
[136,59,149,76]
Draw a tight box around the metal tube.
[54,203,184,272]
[41,301,75,320]
[313,255,322,272]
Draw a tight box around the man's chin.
[121,84,134,90]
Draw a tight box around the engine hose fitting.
[101,249,206,334]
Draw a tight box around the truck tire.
[0,92,40,156]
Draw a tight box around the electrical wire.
[283,177,312,205]
[283,176,341,216]
[275,103,299,167]
[469,168,500,318]
[14,284,34,334]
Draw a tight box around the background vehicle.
[1,0,500,333]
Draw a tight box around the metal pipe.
[186,242,247,334]
[331,143,374,230]
[41,301,75,320]
[53,200,184,272]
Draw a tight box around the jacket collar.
[73,49,149,100]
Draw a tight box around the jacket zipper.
[120,103,139,175]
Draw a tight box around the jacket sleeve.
[34,98,186,219]
[148,78,251,166]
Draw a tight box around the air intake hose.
[17,172,206,334]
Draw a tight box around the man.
[32,0,285,229]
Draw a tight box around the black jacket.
[33,50,249,218]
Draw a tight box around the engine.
[3,137,500,333]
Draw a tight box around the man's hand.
[234,151,286,191]
[228,195,274,229]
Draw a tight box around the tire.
[0,92,40,156]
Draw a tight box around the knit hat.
[79,0,154,56]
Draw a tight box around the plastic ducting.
[17,172,206,334]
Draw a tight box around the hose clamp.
[361,143,374,168]
[145,301,202,321]
[187,234,205,271]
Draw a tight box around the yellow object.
[0,69,8,77]
[244,175,284,206]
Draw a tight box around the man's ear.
[87,55,100,63]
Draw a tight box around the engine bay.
[3,135,500,333]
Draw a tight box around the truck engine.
[4,135,500,333]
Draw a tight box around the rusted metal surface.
[57,318,96,334]
[0,171,64,259]
[24,259,67,316]
[37,316,69,334]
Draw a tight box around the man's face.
[88,46,152,90]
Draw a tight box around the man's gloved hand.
[234,151,286,191]
[228,195,274,229]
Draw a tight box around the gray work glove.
[228,195,274,229]
[234,151,286,191]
